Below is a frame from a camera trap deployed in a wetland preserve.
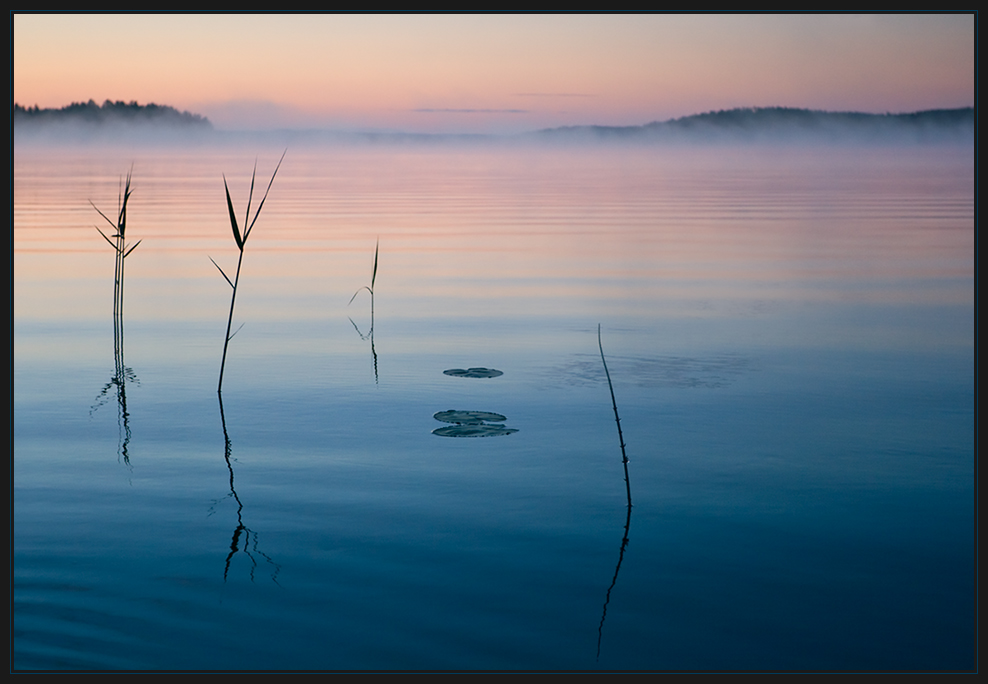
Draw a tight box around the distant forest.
[657,106,973,133]
[536,106,974,143]
[14,99,212,128]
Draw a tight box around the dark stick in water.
[596,324,633,661]
[599,324,631,506]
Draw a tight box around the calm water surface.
[14,141,973,670]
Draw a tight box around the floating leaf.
[432,424,518,438]
[443,368,503,379]
[434,410,507,425]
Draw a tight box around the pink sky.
[13,14,974,134]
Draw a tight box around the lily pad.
[432,424,518,438]
[434,410,507,425]
[443,368,503,379]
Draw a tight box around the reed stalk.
[348,237,379,315]
[598,324,631,506]
[211,151,285,393]
[91,169,140,465]
[92,169,140,348]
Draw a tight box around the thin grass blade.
[244,160,257,236]
[244,149,286,241]
[95,226,118,249]
[210,256,235,288]
[116,177,124,225]
[223,177,244,250]
[123,239,142,258]
[370,238,379,290]
[90,201,118,231]
[348,286,371,306]
[118,173,133,233]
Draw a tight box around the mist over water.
[13,138,973,670]
[14,104,975,149]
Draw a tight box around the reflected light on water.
[14,140,973,670]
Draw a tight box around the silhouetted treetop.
[14,99,212,128]
[535,106,974,144]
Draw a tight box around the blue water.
[13,142,973,670]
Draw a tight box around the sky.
[12,13,975,135]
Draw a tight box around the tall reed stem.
[212,151,285,393]
[93,169,139,339]
[217,248,246,393]
[92,169,140,464]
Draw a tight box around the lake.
[13,139,974,670]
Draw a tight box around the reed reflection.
[596,325,633,661]
[90,170,140,466]
[209,155,284,583]
[91,344,138,467]
[347,318,378,384]
[216,393,281,585]
[348,238,379,384]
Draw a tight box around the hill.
[533,107,974,144]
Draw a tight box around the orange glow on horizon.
[14,14,973,134]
